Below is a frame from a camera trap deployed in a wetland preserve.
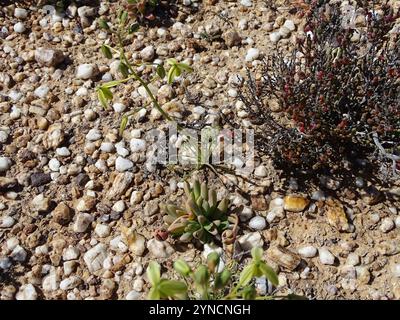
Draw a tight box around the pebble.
[239,206,253,222]
[30,172,51,187]
[52,202,72,226]
[6,238,19,251]
[116,142,129,157]
[311,190,325,201]
[13,22,26,33]
[140,46,155,62]
[270,197,284,208]
[0,216,16,228]
[392,264,400,278]
[346,253,360,266]
[228,74,243,86]
[127,232,146,257]
[100,279,117,298]
[227,88,238,98]
[35,48,64,67]
[248,216,267,230]
[75,87,88,96]
[279,26,291,38]
[355,177,364,188]
[157,28,167,37]
[77,5,96,18]
[35,245,48,256]
[266,206,285,223]
[14,8,28,19]
[240,0,252,7]
[267,245,301,271]
[34,85,50,99]
[158,84,174,100]
[193,106,206,115]
[254,165,267,177]
[251,195,268,211]
[107,172,133,200]
[269,31,281,43]
[0,257,12,270]
[356,266,370,285]
[245,48,260,62]
[63,261,77,276]
[133,278,144,292]
[56,147,71,157]
[31,194,50,212]
[130,190,143,205]
[147,239,174,258]
[86,129,102,141]
[75,196,96,212]
[116,239,128,253]
[42,271,58,292]
[298,246,318,258]
[76,64,99,80]
[0,131,8,143]
[395,216,400,228]
[43,126,64,149]
[115,157,134,172]
[284,20,296,31]
[95,159,107,172]
[238,19,248,30]
[238,232,263,251]
[48,158,60,172]
[126,290,141,300]
[100,142,115,153]
[10,107,21,119]
[63,246,80,261]
[112,200,125,213]
[319,248,336,265]
[325,199,351,232]
[283,195,309,212]
[11,245,27,262]
[0,157,11,172]
[95,224,111,238]
[389,207,397,215]
[380,218,395,233]
[113,102,126,113]
[73,213,94,232]
[84,109,97,121]
[255,277,268,295]
[60,276,82,290]
[83,243,108,273]
[16,284,37,300]
[224,31,241,47]
[130,138,146,153]
[144,201,159,216]
[9,91,22,102]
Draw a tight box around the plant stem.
[116,33,174,123]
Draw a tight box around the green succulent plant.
[161,179,236,244]
[146,247,299,300]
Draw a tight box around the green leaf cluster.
[95,10,192,133]
[161,179,231,244]
[147,248,284,300]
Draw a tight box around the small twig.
[372,132,400,176]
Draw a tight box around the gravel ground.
[0,0,400,300]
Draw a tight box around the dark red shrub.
[238,1,399,182]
